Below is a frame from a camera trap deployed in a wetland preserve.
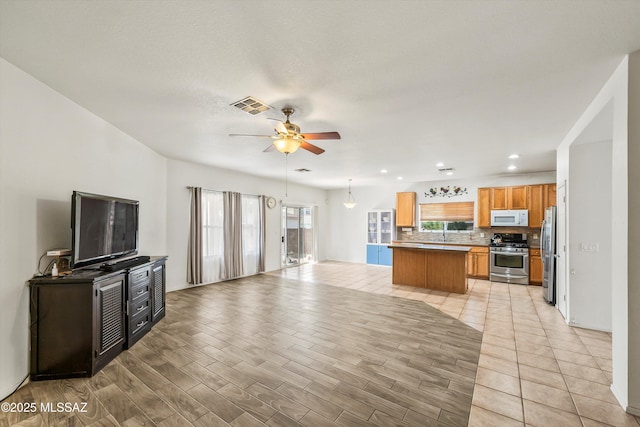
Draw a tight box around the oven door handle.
[491,251,529,257]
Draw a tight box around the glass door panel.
[380,211,392,244]
[368,212,378,244]
[282,206,315,267]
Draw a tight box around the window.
[241,195,260,276]
[419,201,474,232]
[202,190,224,282]
[200,191,263,283]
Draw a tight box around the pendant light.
[344,179,357,209]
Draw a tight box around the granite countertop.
[393,240,488,248]
[388,242,472,252]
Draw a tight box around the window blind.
[419,202,474,221]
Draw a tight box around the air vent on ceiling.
[294,168,311,173]
[230,96,272,115]
[439,167,455,174]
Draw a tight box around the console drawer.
[129,281,150,302]
[129,266,150,286]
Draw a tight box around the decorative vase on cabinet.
[366,209,395,266]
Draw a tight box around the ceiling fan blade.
[229,133,274,138]
[300,131,341,140]
[300,141,325,155]
[263,144,276,152]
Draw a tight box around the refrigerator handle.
[540,220,546,264]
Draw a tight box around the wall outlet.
[480,233,485,238]
[532,234,538,239]
[580,242,599,252]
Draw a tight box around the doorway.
[282,205,315,267]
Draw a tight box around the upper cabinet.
[478,183,555,228]
[491,186,527,210]
[490,187,507,210]
[544,184,557,207]
[528,184,545,228]
[396,192,416,227]
[477,188,491,228]
[508,186,528,209]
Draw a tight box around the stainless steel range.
[489,233,529,285]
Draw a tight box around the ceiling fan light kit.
[274,135,301,154]
[230,106,340,156]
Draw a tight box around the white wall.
[557,52,640,414]
[0,59,168,399]
[325,171,556,263]
[568,140,612,330]
[626,50,640,415]
[165,159,328,292]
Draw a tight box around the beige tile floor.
[269,261,640,427]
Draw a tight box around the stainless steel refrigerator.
[541,206,557,304]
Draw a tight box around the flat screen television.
[71,191,139,268]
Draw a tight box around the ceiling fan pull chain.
[285,153,289,197]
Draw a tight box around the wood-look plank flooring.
[1,263,483,426]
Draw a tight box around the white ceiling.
[1,1,639,190]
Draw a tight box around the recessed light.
[397,176,403,180]
[508,165,517,171]
[380,169,388,174]
[446,171,454,176]
[508,154,520,159]
[436,162,444,167]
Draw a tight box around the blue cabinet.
[366,210,395,266]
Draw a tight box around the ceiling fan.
[229,107,341,155]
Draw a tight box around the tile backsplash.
[397,227,541,247]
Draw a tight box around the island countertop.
[387,242,473,252]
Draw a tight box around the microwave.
[490,209,529,227]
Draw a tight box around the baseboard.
[627,403,640,416]
[0,373,29,401]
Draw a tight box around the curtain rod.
[186,186,263,198]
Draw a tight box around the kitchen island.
[387,243,471,293]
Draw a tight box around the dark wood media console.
[28,256,167,381]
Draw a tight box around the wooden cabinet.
[491,188,508,210]
[544,184,557,207]
[390,245,468,293]
[29,256,167,380]
[508,186,528,209]
[478,183,554,228]
[491,186,527,210]
[467,246,489,279]
[529,248,542,285]
[528,184,545,228]
[151,258,166,322]
[477,188,491,228]
[396,192,416,227]
[528,183,557,229]
[126,265,152,349]
[30,272,126,380]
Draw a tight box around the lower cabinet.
[29,256,167,380]
[367,244,393,266]
[529,248,542,285]
[467,247,489,279]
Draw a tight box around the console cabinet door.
[95,274,126,365]
[151,260,166,322]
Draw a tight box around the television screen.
[71,191,139,268]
